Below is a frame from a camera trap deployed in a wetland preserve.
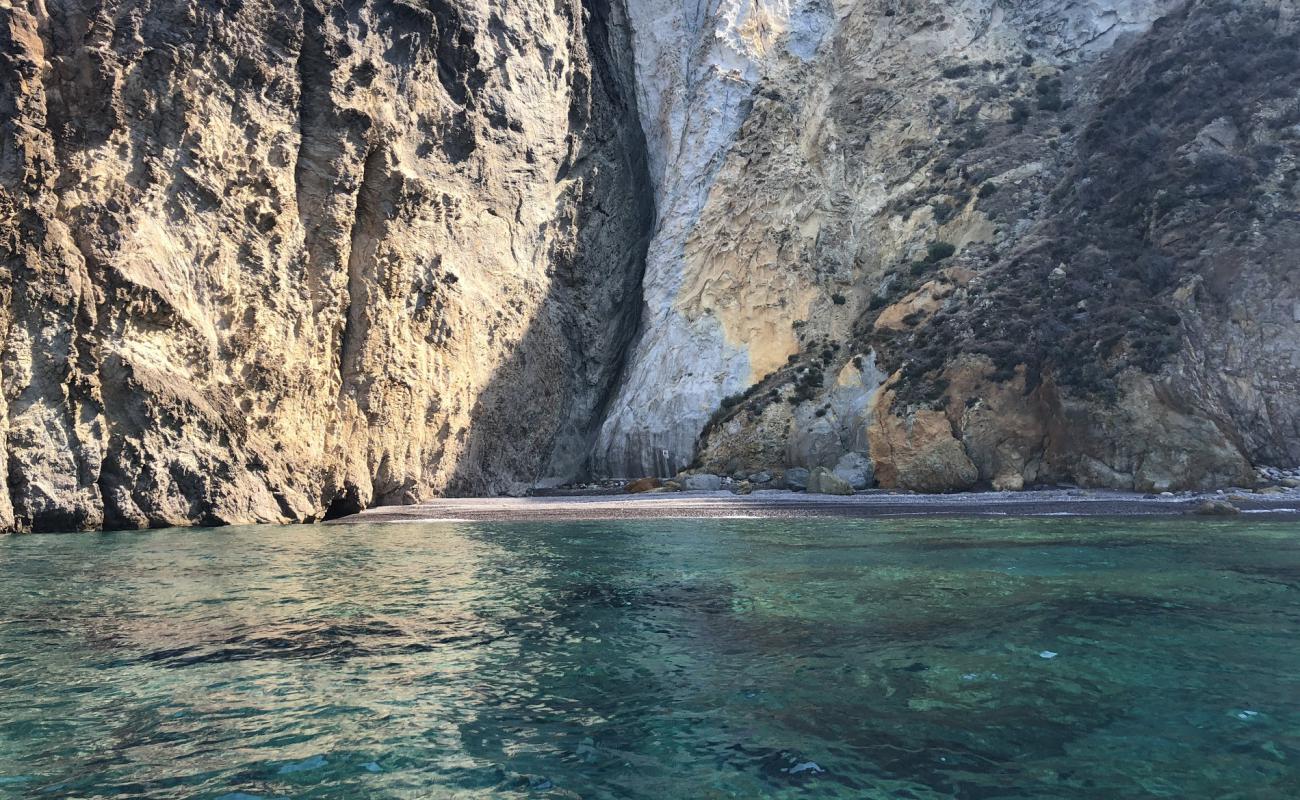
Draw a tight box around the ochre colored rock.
[1048,374,1255,493]
[869,389,978,493]
[624,477,663,494]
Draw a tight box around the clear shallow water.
[1,518,1299,799]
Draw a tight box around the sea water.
[1,517,1298,798]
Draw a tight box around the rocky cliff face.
[0,0,651,531]
[605,0,1300,493]
[2,0,1297,531]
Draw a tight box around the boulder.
[784,467,811,491]
[732,480,753,495]
[1194,500,1240,516]
[807,467,853,495]
[682,473,723,491]
[832,452,874,490]
[869,401,978,493]
[786,409,844,469]
[624,477,662,494]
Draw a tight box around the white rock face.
[597,0,1179,477]
[594,0,833,477]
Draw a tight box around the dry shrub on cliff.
[881,0,1300,404]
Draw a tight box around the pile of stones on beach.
[540,464,1300,514]
[1191,465,1300,515]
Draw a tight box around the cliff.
[603,0,1300,494]
[0,0,650,531]
[2,0,1297,531]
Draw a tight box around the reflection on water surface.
[1,517,1298,798]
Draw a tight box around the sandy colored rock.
[869,388,979,494]
[807,467,853,496]
[0,0,650,531]
[1195,500,1240,516]
[1048,373,1255,493]
[623,477,662,494]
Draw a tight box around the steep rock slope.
[3,0,1297,534]
[0,0,651,531]
[604,0,1299,491]
[592,0,833,477]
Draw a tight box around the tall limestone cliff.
[0,0,651,531]
[3,0,1297,532]
[602,0,1300,493]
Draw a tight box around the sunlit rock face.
[2,0,1297,532]
[591,0,834,478]
[0,0,652,530]
[604,0,1298,491]
[595,0,1184,478]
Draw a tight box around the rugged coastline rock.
[2,0,1297,532]
[0,0,651,531]
[648,0,1298,493]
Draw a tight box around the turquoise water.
[1,518,1299,799]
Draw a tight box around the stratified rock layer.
[0,0,651,531]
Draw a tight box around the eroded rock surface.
[3,0,1297,532]
[0,0,651,530]
[632,0,1298,492]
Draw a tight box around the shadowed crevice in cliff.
[442,0,653,497]
[294,0,375,311]
[293,0,331,274]
[338,144,386,392]
[326,141,399,515]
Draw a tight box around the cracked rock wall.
[3,0,1297,532]
[604,0,1300,491]
[0,0,651,531]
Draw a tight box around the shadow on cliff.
[440,0,653,498]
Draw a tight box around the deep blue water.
[1,517,1299,798]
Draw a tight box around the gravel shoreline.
[328,488,1300,524]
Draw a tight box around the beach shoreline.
[328,488,1300,524]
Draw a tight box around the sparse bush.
[927,241,957,262]
[1036,76,1064,111]
[1010,100,1032,125]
